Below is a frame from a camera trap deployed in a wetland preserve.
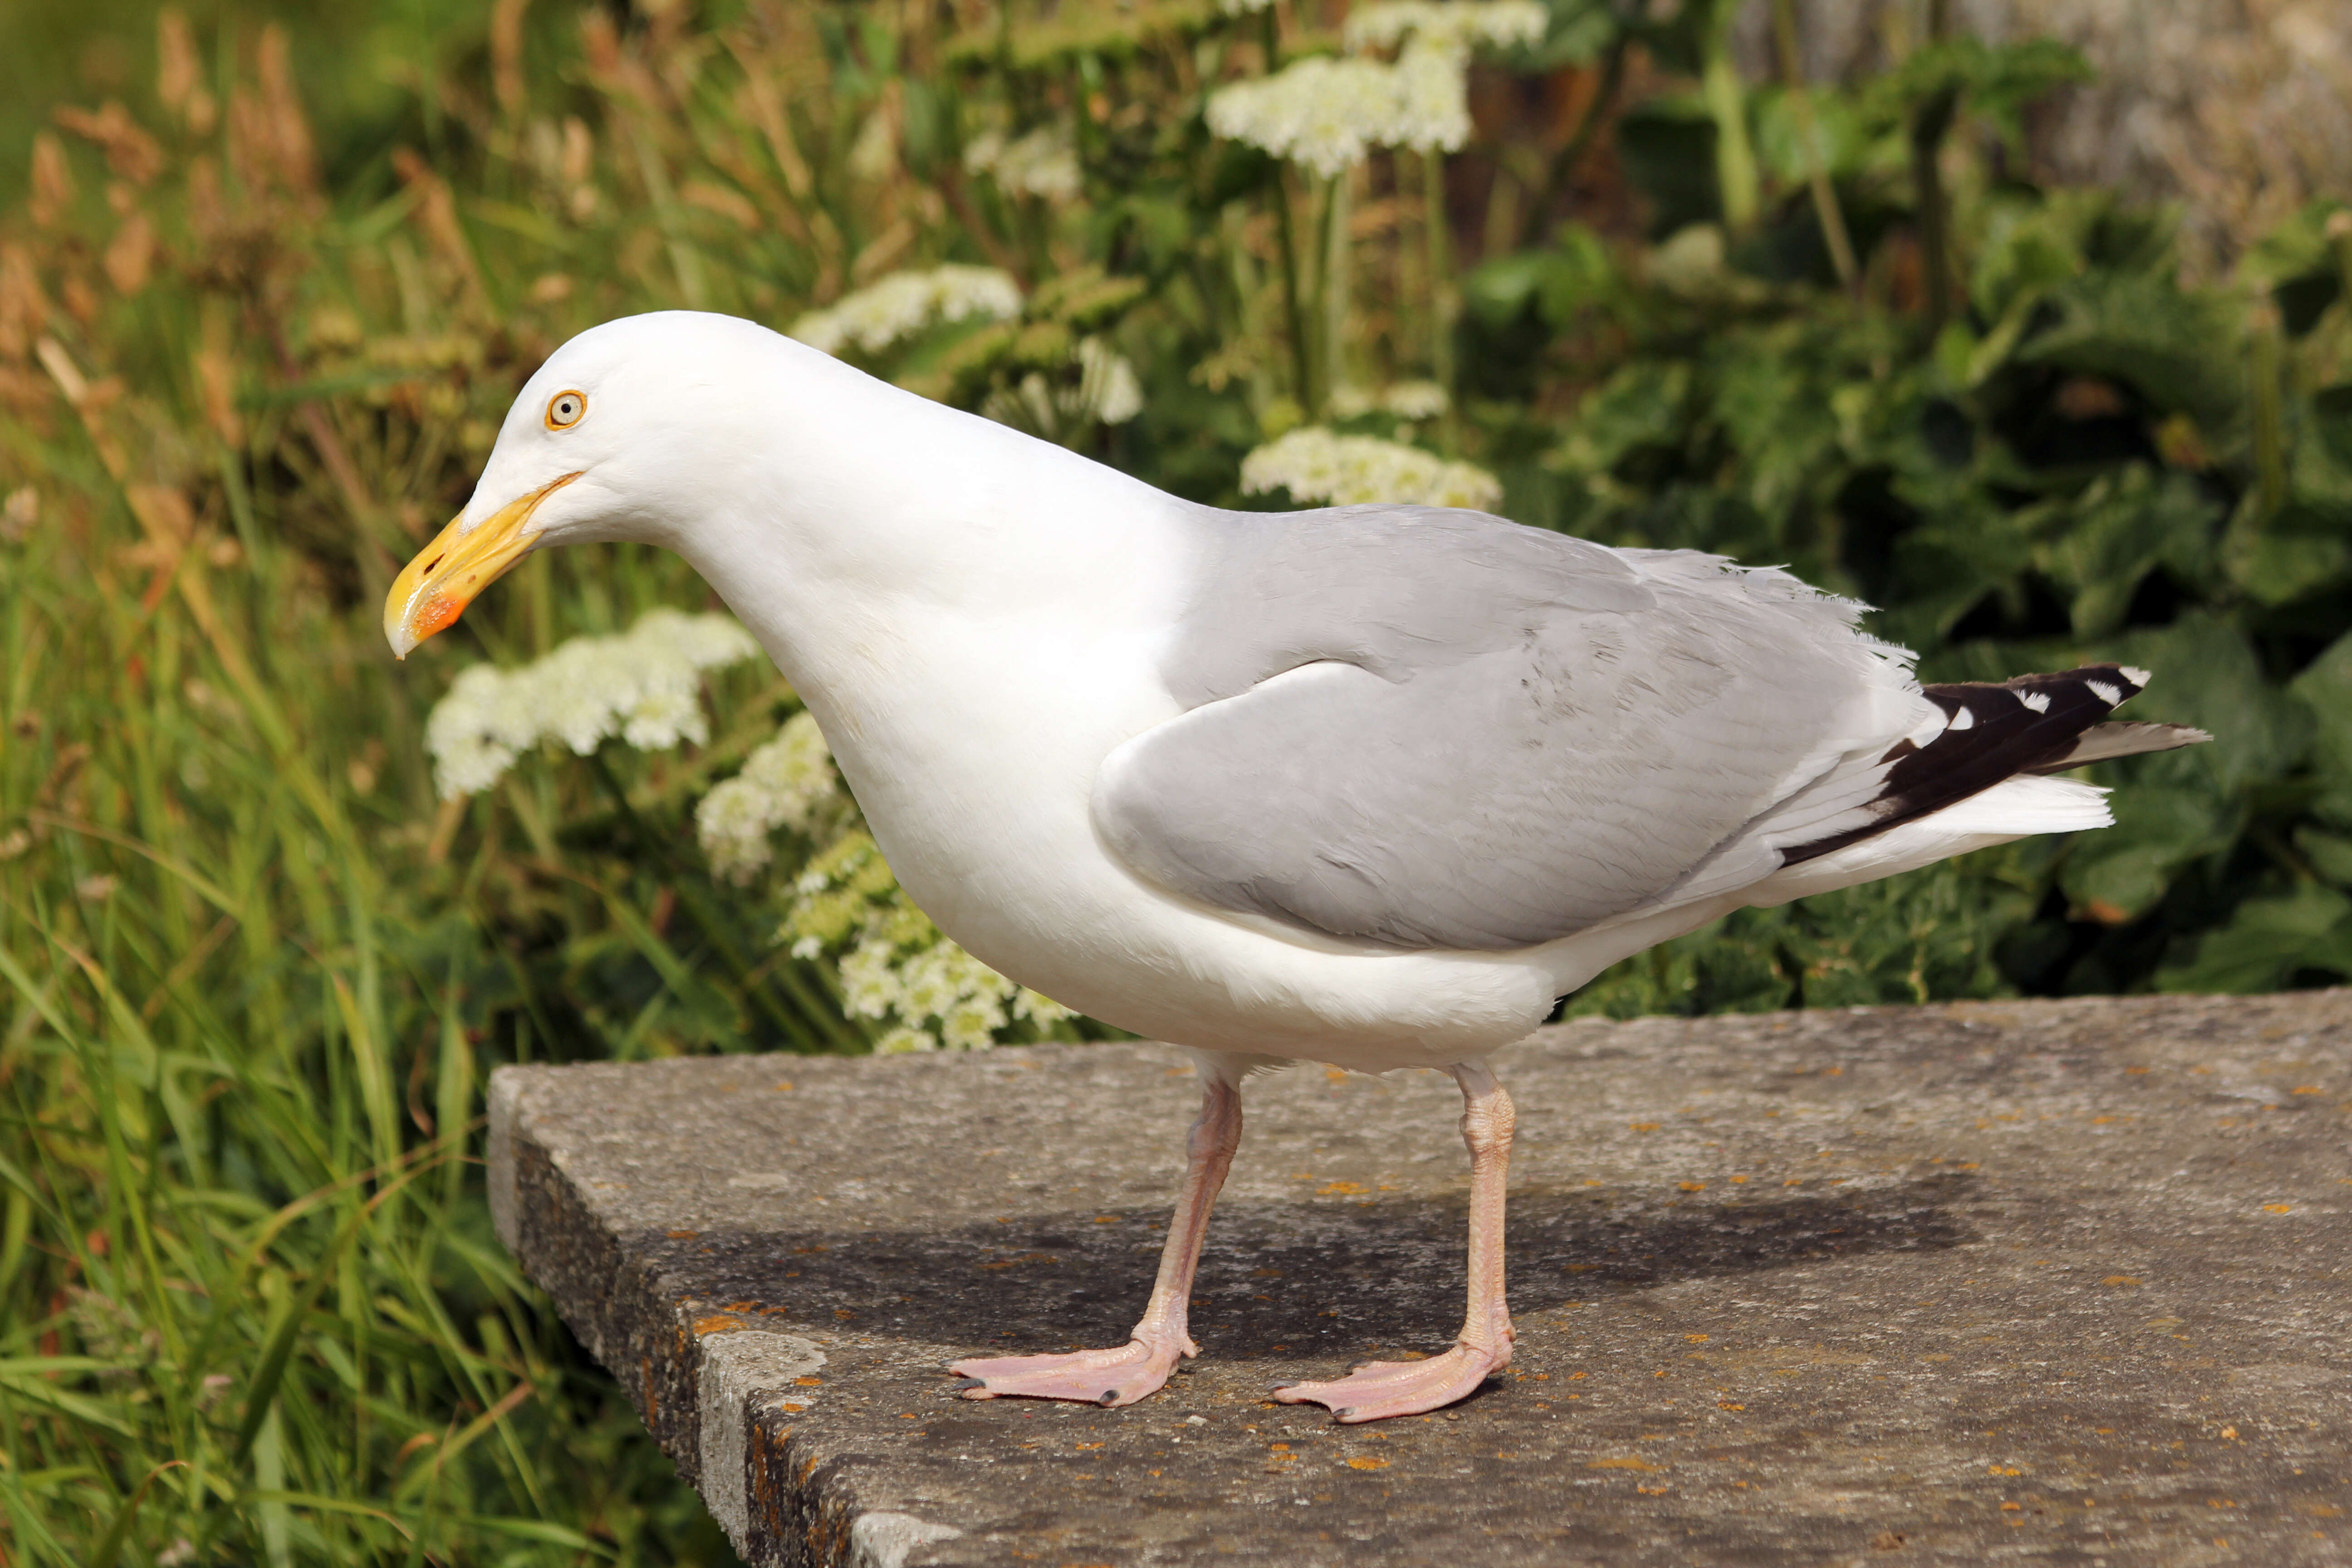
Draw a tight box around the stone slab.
[489,991,2352,1567]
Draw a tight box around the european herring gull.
[385,312,2206,1423]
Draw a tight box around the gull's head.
[384,311,801,659]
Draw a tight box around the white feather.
[1748,775,2110,906]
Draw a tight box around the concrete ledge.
[491,992,2352,1566]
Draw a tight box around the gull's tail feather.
[2025,719,2213,773]
[1779,663,2208,868]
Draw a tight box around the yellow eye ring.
[545,390,588,430]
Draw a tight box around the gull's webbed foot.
[948,1334,1189,1408]
[1270,1340,1509,1423]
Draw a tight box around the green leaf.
[2294,826,2352,887]
[2284,384,2352,528]
[86,1460,187,1568]
[2156,883,2352,993]
[2058,784,2237,923]
[2232,531,2352,607]
[1967,196,2089,323]
[2291,628,2352,827]
[0,1366,139,1436]
[1878,500,2039,647]
[2040,465,2220,636]
[1552,360,1692,475]
[1752,85,1872,185]
[1466,251,1556,328]
[1869,37,2091,148]
[2240,199,2351,334]
[2017,268,2243,430]
[2104,615,2312,794]
[1524,0,1620,67]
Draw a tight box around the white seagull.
[386,312,2206,1423]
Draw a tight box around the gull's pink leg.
[1274,1059,1516,1423]
[950,1071,1242,1407]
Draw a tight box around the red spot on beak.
[414,595,463,640]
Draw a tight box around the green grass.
[0,364,759,1563]
[0,10,826,1558]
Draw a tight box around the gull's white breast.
[786,535,1565,1073]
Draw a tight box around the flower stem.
[2250,301,2288,526]
[1262,7,1313,411]
[1908,80,1960,332]
[1425,147,1457,451]
[583,748,862,1053]
[1273,167,1313,412]
[1771,0,1859,291]
[1907,0,1959,331]
[1523,37,1627,250]
[1323,169,1352,413]
[1702,19,1759,233]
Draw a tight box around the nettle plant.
[424,609,1078,1054]
[1448,40,2352,1008]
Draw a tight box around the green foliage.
[1472,59,2352,1011]
[2,3,2350,1564]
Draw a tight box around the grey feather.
[1094,505,1910,950]
[1161,504,1654,707]
[2025,721,2211,772]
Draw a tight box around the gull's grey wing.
[1093,505,1920,950]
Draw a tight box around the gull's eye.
[545,390,587,430]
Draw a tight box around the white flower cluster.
[980,335,1145,437]
[1328,379,1451,420]
[1206,1,1546,174]
[1207,55,1446,176]
[1077,336,1146,426]
[848,937,1073,1054]
[788,265,1024,358]
[782,831,1073,1053]
[1240,427,1504,510]
[1343,0,1548,55]
[695,711,841,883]
[963,126,1083,202]
[425,609,761,799]
[848,103,898,183]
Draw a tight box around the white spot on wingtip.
[2086,680,2121,706]
[2120,666,2152,686]
[1946,706,1976,731]
[2017,690,2052,714]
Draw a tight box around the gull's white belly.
[804,617,1561,1071]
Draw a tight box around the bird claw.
[947,1338,1182,1408]
[1271,1343,1509,1423]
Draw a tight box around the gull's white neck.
[633,339,1202,955]
[662,340,1191,706]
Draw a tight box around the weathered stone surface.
[490,991,2352,1566]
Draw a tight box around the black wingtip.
[1782,663,2167,866]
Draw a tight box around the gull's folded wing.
[1093,505,2203,952]
[1094,506,1921,950]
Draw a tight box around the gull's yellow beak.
[384,473,579,659]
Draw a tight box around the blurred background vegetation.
[2,0,2349,1562]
